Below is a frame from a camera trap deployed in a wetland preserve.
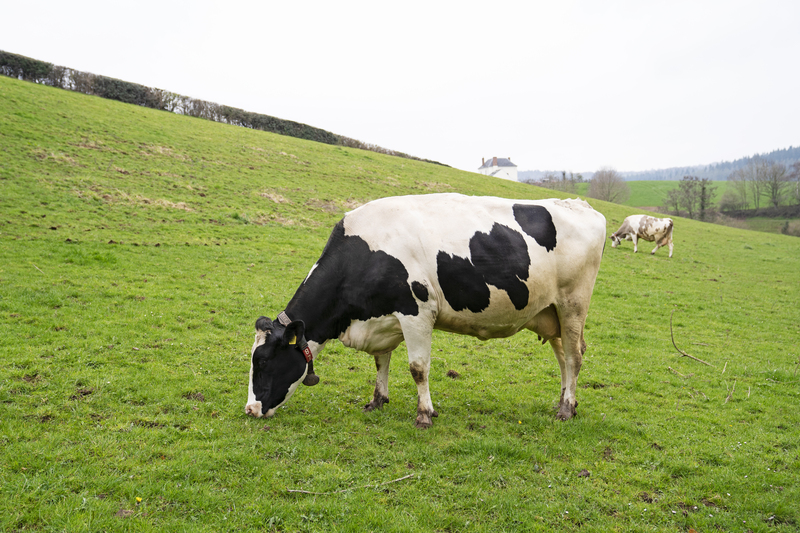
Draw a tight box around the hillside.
[2,75,800,531]
[0,48,443,166]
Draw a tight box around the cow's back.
[341,194,606,337]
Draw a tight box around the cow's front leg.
[409,359,438,428]
[364,350,392,412]
[631,234,639,253]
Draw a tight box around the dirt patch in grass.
[305,198,340,213]
[260,192,291,204]
[70,387,95,400]
[183,392,206,402]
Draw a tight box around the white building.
[478,156,518,181]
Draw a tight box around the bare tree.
[663,188,681,215]
[678,176,700,219]
[745,158,770,210]
[588,167,630,204]
[764,162,789,207]
[670,176,716,220]
[728,166,750,208]
[728,158,793,209]
[524,171,583,193]
[790,161,800,204]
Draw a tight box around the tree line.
[723,158,800,211]
[523,168,632,205]
[0,50,444,166]
[525,161,800,223]
[621,146,800,182]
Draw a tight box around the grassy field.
[2,74,800,532]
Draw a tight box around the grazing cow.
[610,215,674,257]
[246,193,606,428]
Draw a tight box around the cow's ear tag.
[289,335,297,345]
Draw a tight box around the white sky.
[3,0,799,174]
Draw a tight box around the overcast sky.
[3,0,799,174]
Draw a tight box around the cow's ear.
[282,320,306,347]
[256,316,274,332]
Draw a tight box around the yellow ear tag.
[289,335,297,345]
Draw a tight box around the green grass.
[2,74,800,532]
[610,180,740,210]
[626,181,681,208]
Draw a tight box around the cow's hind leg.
[550,337,568,409]
[550,320,586,421]
[364,350,392,412]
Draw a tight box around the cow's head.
[609,233,621,247]
[245,316,308,418]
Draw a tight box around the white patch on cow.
[339,315,405,354]
[245,329,269,416]
[553,198,592,211]
[304,263,319,284]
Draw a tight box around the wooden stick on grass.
[670,310,713,366]
[724,380,736,404]
[287,474,414,495]
[668,366,692,379]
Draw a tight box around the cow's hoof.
[414,416,432,429]
[556,402,577,421]
[363,395,389,412]
[303,374,320,386]
[414,409,438,429]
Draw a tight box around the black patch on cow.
[437,223,531,312]
[513,204,557,252]
[437,251,491,312]
[284,219,419,343]
[411,281,429,302]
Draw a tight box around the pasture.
[2,75,800,532]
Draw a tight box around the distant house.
[478,157,518,181]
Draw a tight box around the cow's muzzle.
[245,401,264,418]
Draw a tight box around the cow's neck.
[282,282,344,346]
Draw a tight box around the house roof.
[479,157,517,169]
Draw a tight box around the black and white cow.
[246,193,606,428]
[610,214,674,257]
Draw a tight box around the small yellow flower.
[135,497,142,503]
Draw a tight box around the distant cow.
[610,215,674,257]
[246,193,606,428]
